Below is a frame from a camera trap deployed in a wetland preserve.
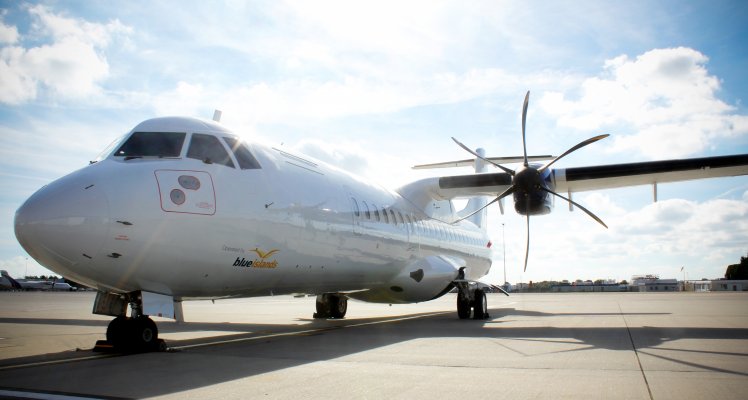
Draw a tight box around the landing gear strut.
[314,293,348,319]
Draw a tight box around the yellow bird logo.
[251,248,279,260]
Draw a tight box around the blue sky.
[1,1,747,284]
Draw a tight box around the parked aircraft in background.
[14,92,748,352]
[1,270,22,290]
[0,270,76,291]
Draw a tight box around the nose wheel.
[104,315,165,352]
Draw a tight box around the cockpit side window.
[114,132,186,158]
[222,137,262,169]
[187,133,235,168]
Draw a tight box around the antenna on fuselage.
[212,109,222,122]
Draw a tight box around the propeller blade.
[521,91,530,167]
[539,134,609,173]
[523,199,530,272]
[541,187,608,228]
[451,137,515,176]
[454,186,515,223]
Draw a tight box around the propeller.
[454,91,609,272]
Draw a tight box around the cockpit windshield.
[114,132,186,159]
[223,136,262,169]
[92,135,125,163]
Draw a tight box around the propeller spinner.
[454,91,609,272]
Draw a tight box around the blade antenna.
[451,137,515,176]
[521,91,530,167]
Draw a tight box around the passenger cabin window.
[362,201,371,219]
[115,132,186,159]
[223,137,261,169]
[372,204,381,221]
[187,134,234,168]
[381,207,389,223]
[351,198,360,217]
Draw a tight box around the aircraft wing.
[552,154,748,193]
[400,154,748,211]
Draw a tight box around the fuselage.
[15,117,492,304]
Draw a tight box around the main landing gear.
[455,270,490,320]
[456,288,489,320]
[97,295,166,353]
[313,293,348,319]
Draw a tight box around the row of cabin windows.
[350,197,485,247]
[114,132,261,170]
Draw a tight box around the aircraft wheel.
[457,295,471,319]
[130,316,159,351]
[106,316,128,348]
[330,295,348,319]
[315,294,331,318]
[473,289,488,320]
[315,294,347,319]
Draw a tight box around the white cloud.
[0,255,52,279]
[0,5,132,105]
[484,191,748,284]
[0,16,18,44]
[600,197,746,263]
[539,47,748,158]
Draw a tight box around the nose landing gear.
[95,294,167,353]
[104,315,165,352]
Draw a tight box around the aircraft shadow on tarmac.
[1,307,747,398]
[0,317,110,327]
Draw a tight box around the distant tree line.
[725,252,748,280]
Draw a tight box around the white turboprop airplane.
[1,270,23,290]
[14,92,748,352]
[0,270,74,291]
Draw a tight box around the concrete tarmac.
[0,291,747,399]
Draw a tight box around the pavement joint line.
[171,311,453,351]
[0,388,113,400]
[0,353,117,372]
[619,302,654,400]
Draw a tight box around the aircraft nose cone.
[15,173,109,274]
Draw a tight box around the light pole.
[502,223,506,287]
[25,257,28,278]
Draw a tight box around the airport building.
[709,280,748,291]
[629,275,679,292]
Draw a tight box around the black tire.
[330,296,348,319]
[106,316,128,349]
[473,289,488,320]
[130,316,159,351]
[457,295,471,319]
[315,294,331,318]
